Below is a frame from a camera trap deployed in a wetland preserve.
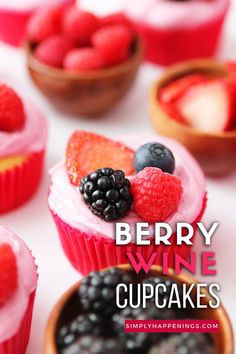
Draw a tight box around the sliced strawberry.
[0,244,18,306]
[177,79,236,132]
[66,131,135,186]
[159,74,210,104]
[225,61,236,77]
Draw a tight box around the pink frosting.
[124,0,229,29]
[0,226,37,342]
[0,0,70,11]
[48,135,206,242]
[0,94,47,158]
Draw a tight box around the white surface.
[0,1,236,353]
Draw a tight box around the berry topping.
[63,10,99,45]
[64,48,105,72]
[63,336,122,354]
[80,168,133,221]
[92,25,133,66]
[66,131,135,186]
[57,313,109,349]
[78,268,133,316]
[131,167,183,223]
[0,243,18,306]
[0,84,25,132]
[177,79,236,132]
[113,305,176,353]
[148,333,215,354]
[27,5,62,43]
[134,142,175,174]
[34,35,75,68]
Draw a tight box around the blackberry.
[57,313,109,349]
[134,142,175,174]
[78,268,133,316]
[62,336,122,354]
[142,277,185,314]
[113,304,176,353]
[79,168,133,222]
[148,333,215,354]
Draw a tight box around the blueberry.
[134,142,175,174]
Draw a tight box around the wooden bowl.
[45,265,234,354]
[26,38,143,116]
[148,59,236,176]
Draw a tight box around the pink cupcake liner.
[0,0,75,47]
[0,150,45,214]
[131,8,229,66]
[0,290,36,354]
[50,194,207,275]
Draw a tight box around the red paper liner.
[50,194,207,275]
[0,150,45,214]
[0,290,36,354]
[0,0,75,47]
[131,8,229,66]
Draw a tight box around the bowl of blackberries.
[45,265,233,354]
[25,5,143,116]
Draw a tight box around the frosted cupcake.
[0,0,74,46]
[124,0,230,66]
[0,225,38,354]
[48,131,206,275]
[0,82,47,213]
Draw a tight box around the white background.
[0,0,236,353]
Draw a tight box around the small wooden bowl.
[45,265,234,354]
[26,38,143,116]
[148,59,236,176]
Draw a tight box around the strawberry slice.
[0,243,18,306]
[159,74,210,104]
[66,131,135,186]
[177,79,236,132]
[225,61,236,77]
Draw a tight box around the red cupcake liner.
[131,8,229,66]
[0,0,75,47]
[0,150,45,214]
[50,194,207,275]
[0,290,36,354]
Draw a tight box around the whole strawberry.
[35,35,75,68]
[0,243,18,306]
[27,5,63,43]
[0,84,25,132]
[92,25,133,66]
[64,48,105,72]
[63,9,99,45]
[132,167,183,223]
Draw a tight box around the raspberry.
[63,9,99,45]
[148,333,215,354]
[27,5,62,43]
[131,167,183,223]
[0,84,25,132]
[63,48,105,72]
[66,131,135,186]
[34,35,75,68]
[80,168,133,221]
[100,12,133,28]
[92,25,133,66]
[78,268,133,316]
[0,243,18,305]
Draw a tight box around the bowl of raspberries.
[25,4,143,116]
[44,265,233,354]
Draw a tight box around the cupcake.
[45,265,233,354]
[0,225,38,354]
[0,0,74,47]
[124,0,230,66]
[149,59,236,175]
[0,81,47,213]
[48,130,206,275]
